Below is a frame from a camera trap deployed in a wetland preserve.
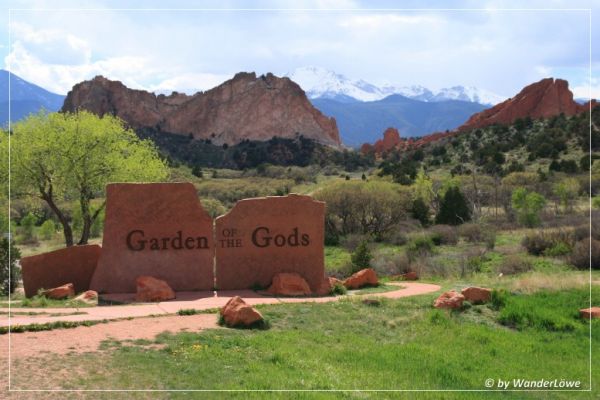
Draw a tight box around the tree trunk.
[41,191,73,247]
[78,196,106,245]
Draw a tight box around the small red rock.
[267,273,311,296]
[461,287,492,304]
[580,307,600,319]
[220,296,264,327]
[401,271,419,281]
[343,268,378,289]
[74,290,98,305]
[134,276,175,302]
[43,283,75,300]
[433,291,465,309]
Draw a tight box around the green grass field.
[10,287,599,398]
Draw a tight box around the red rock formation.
[373,127,401,153]
[134,276,176,302]
[580,307,600,319]
[461,287,492,304]
[458,78,594,131]
[267,273,312,296]
[62,73,341,146]
[433,290,465,309]
[43,283,75,300]
[220,296,264,327]
[343,268,378,289]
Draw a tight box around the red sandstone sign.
[215,194,325,292]
[90,183,215,293]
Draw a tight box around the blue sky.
[0,0,598,99]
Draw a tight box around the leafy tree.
[435,186,471,225]
[39,219,56,240]
[191,165,204,178]
[351,240,372,273]
[413,168,434,205]
[511,188,546,227]
[553,178,580,213]
[6,111,168,247]
[0,238,20,295]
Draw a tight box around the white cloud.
[149,72,234,95]
[572,77,600,100]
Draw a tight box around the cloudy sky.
[0,0,598,99]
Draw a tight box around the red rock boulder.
[580,307,600,319]
[134,276,176,302]
[461,287,492,304]
[74,290,98,305]
[220,296,264,327]
[43,283,75,300]
[400,271,419,281]
[433,291,465,309]
[267,273,312,296]
[343,268,378,289]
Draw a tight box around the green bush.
[543,242,572,257]
[0,238,21,295]
[19,212,37,243]
[511,188,546,228]
[435,186,471,225]
[522,229,574,256]
[406,235,435,260]
[39,219,56,240]
[410,198,430,226]
[201,197,227,218]
[350,240,372,273]
[331,282,347,295]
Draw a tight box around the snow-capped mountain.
[285,66,506,106]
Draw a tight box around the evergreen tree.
[351,240,372,273]
[411,198,431,226]
[435,186,471,225]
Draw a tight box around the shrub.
[19,212,37,243]
[331,282,347,295]
[0,238,21,295]
[498,255,533,275]
[570,238,600,270]
[522,229,574,256]
[428,225,458,245]
[39,219,56,240]
[593,197,600,209]
[406,235,435,260]
[370,252,411,276]
[382,230,408,246]
[435,186,471,225]
[341,234,371,252]
[543,242,572,257]
[201,197,227,218]
[411,198,430,227]
[458,223,496,248]
[350,240,372,273]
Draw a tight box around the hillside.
[0,70,65,126]
[312,95,486,146]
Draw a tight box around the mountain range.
[0,70,65,126]
[285,66,506,105]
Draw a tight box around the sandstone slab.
[343,268,378,289]
[267,272,312,296]
[90,183,214,294]
[135,276,176,302]
[220,296,264,327]
[20,244,101,298]
[580,307,600,319]
[215,194,325,292]
[433,291,465,309]
[461,287,492,304]
[43,283,75,300]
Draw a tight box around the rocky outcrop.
[62,73,341,146]
[220,296,264,327]
[134,276,176,302]
[43,283,75,299]
[374,127,401,153]
[267,272,312,296]
[343,268,378,289]
[458,78,595,131]
[433,291,465,309]
[461,287,492,304]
